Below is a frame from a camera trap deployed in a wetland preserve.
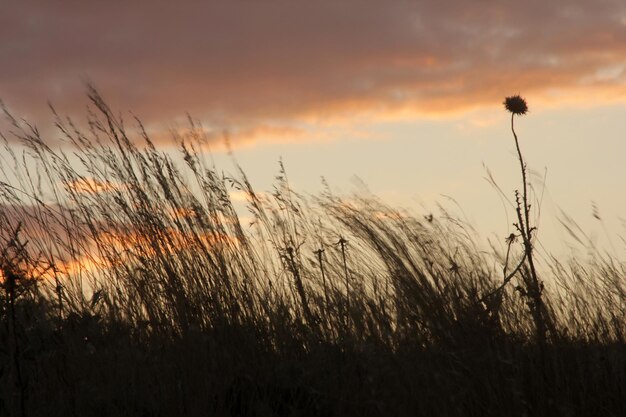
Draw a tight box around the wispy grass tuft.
[0,89,623,417]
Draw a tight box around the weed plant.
[0,89,624,416]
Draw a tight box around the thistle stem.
[511,113,546,345]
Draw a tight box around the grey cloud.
[1,0,625,142]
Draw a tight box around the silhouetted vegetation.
[0,89,624,416]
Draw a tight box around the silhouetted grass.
[0,89,624,416]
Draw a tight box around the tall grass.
[0,89,624,416]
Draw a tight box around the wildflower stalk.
[338,237,349,328]
[314,248,329,309]
[504,95,548,346]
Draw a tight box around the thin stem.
[511,113,546,345]
[479,250,528,304]
[338,237,349,327]
[511,114,530,239]
[315,249,329,309]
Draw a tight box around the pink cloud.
[1,1,625,145]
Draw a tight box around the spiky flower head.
[503,95,528,115]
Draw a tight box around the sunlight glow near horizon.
[199,100,626,259]
[2,96,625,261]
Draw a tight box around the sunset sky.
[2,1,626,256]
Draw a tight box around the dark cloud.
[2,0,626,144]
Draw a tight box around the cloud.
[66,178,122,194]
[2,0,626,146]
[0,200,241,284]
[155,123,308,149]
[0,202,88,269]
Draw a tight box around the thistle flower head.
[503,95,528,115]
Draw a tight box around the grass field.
[0,90,624,416]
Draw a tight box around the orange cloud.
[1,1,625,147]
[23,222,243,286]
[66,178,121,194]
[0,199,242,287]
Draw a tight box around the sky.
[2,0,626,257]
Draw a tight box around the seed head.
[503,95,528,115]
